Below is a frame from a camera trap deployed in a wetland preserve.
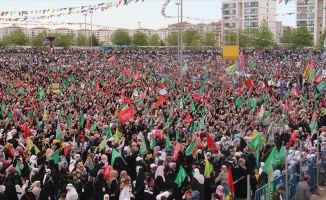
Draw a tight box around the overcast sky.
[0,0,296,30]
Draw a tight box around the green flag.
[235,96,242,108]
[16,162,22,176]
[104,126,112,138]
[263,146,285,173]
[150,134,156,149]
[66,116,72,127]
[185,140,197,156]
[27,109,35,119]
[7,112,13,120]
[202,63,207,69]
[139,137,147,155]
[175,166,187,187]
[316,81,326,92]
[191,101,196,112]
[309,112,317,131]
[37,89,45,101]
[55,123,62,140]
[17,88,24,96]
[50,150,60,164]
[90,123,97,131]
[248,134,263,148]
[78,111,84,128]
[255,148,260,168]
[283,89,290,99]
[85,157,94,169]
[111,149,122,166]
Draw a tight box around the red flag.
[313,75,322,83]
[206,133,217,152]
[287,130,299,148]
[307,56,312,63]
[265,87,271,95]
[86,118,91,130]
[140,89,147,99]
[105,86,110,97]
[63,145,72,156]
[117,106,135,125]
[192,93,202,101]
[184,112,192,122]
[121,67,131,78]
[31,98,35,109]
[274,68,281,80]
[258,82,265,91]
[93,82,100,94]
[172,142,184,161]
[107,56,115,63]
[157,84,165,89]
[245,79,254,89]
[21,122,32,137]
[156,96,167,106]
[154,126,159,138]
[54,70,59,80]
[121,93,131,104]
[228,165,235,193]
[292,87,298,98]
[133,73,140,82]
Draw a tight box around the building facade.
[296,0,324,44]
[221,0,279,44]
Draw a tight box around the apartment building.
[221,0,279,43]
[296,0,324,43]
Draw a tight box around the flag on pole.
[99,136,107,151]
[139,136,147,155]
[204,159,213,178]
[175,166,187,187]
[309,111,318,131]
[111,149,122,166]
[185,139,197,156]
[50,150,60,164]
[228,165,234,193]
[16,162,22,176]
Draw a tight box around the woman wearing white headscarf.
[154,166,165,195]
[66,183,78,200]
[31,181,41,200]
[30,155,38,168]
[190,168,205,200]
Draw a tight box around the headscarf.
[154,165,165,182]
[193,168,204,184]
[221,180,230,195]
[120,171,128,180]
[30,155,37,168]
[66,183,78,200]
[108,170,118,188]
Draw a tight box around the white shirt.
[156,191,169,200]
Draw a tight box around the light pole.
[175,0,180,67]
[83,13,87,47]
[180,0,183,72]
[89,8,93,47]
[24,14,28,37]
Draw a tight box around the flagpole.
[246,174,250,200]
[285,148,288,200]
[316,126,320,189]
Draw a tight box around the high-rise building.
[221,0,279,43]
[296,0,324,43]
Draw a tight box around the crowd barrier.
[254,153,325,200]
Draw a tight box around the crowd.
[0,47,325,200]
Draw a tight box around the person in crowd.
[295,175,311,200]
[273,186,285,200]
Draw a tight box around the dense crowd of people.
[0,47,325,200]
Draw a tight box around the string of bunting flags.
[0,0,144,21]
[223,28,276,43]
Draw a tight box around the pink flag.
[172,142,184,161]
[107,56,115,63]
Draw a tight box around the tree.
[148,34,160,46]
[189,38,201,49]
[291,24,314,47]
[89,33,100,46]
[53,33,75,48]
[280,27,293,45]
[112,29,131,46]
[31,31,47,47]
[132,32,148,46]
[201,31,216,46]
[222,30,237,46]
[183,29,199,46]
[253,20,274,49]
[76,34,89,46]
[160,39,165,46]
[166,33,178,46]
[240,28,256,48]
[2,29,29,46]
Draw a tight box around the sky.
[0,0,297,30]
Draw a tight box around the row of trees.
[223,21,317,49]
[0,29,103,48]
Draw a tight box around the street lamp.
[24,14,28,37]
[89,8,94,47]
[180,0,183,71]
[83,13,87,47]
[175,0,180,67]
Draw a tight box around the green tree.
[280,27,293,45]
[166,33,178,46]
[31,31,47,47]
[201,31,216,46]
[253,20,274,49]
[148,34,160,46]
[112,29,131,46]
[89,34,100,46]
[76,34,89,46]
[291,24,314,47]
[189,38,201,49]
[183,29,199,46]
[317,28,326,48]
[2,29,29,46]
[132,32,148,46]
[53,33,75,48]
[222,30,237,46]
[160,39,165,46]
